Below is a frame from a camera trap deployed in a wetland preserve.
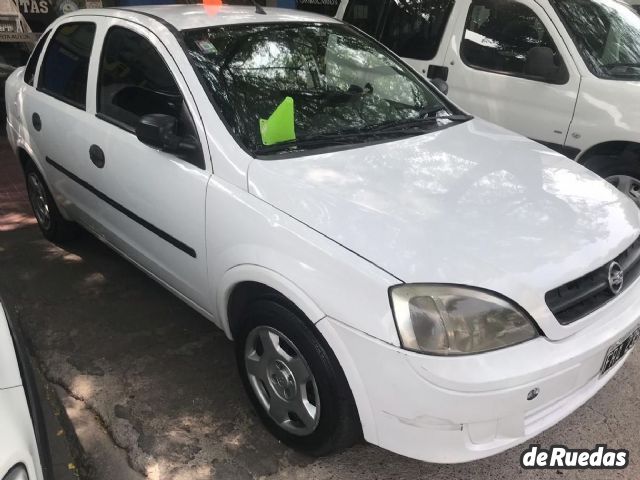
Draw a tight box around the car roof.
[84,5,341,32]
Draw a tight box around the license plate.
[601,325,640,375]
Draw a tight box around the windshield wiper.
[416,105,447,118]
[254,125,440,155]
[604,62,640,69]
[253,114,473,155]
[369,114,473,133]
[254,136,350,155]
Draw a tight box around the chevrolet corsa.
[5,4,640,464]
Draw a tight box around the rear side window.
[39,23,95,108]
[24,31,50,86]
[461,0,566,83]
[379,0,455,61]
[343,0,386,37]
[97,27,185,132]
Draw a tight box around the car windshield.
[182,23,457,156]
[550,0,640,80]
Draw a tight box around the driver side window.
[97,26,194,139]
[460,0,567,84]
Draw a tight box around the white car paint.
[4,5,640,463]
[336,0,640,166]
[0,303,45,480]
[249,118,640,342]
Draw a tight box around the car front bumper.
[317,278,640,464]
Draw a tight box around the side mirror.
[136,114,179,150]
[430,78,449,96]
[136,114,199,155]
[525,47,562,83]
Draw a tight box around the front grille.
[546,236,640,325]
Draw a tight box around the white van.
[337,0,640,206]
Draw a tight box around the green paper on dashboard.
[259,97,296,146]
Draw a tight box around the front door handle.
[89,145,105,169]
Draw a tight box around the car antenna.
[252,0,267,14]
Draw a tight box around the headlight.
[4,465,28,480]
[389,284,539,355]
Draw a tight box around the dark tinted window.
[25,31,49,86]
[39,23,95,108]
[296,0,340,16]
[343,0,385,36]
[461,0,566,83]
[97,27,187,132]
[379,0,455,60]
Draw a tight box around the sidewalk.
[1,138,84,480]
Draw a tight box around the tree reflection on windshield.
[551,0,640,79]
[182,23,450,154]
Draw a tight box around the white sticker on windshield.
[195,40,217,55]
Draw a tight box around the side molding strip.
[46,157,197,258]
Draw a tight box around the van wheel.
[583,154,640,208]
[235,298,361,456]
[24,162,78,242]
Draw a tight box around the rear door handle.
[89,144,105,169]
[32,112,41,131]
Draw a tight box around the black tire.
[24,160,79,242]
[235,297,361,456]
[582,154,640,207]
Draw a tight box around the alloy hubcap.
[606,174,640,207]
[27,173,51,230]
[244,326,320,435]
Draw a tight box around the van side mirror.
[136,114,199,155]
[525,47,564,83]
[430,78,449,96]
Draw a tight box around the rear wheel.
[583,154,640,208]
[235,298,361,456]
[24,161,78,242]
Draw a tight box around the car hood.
[248,119,640,340]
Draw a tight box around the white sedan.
[5,5,640,464]
[0,301,50,480]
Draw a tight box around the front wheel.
[235,298,361,456]
[583,154,640,208]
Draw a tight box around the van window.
[24,31,49,86]
[379,0,455,61]
[550,0,640,80]
[461,0,566,83]
[343,0,385,37]
[296,0,340,16]
[97,27,185,132]
[39,23,95,108]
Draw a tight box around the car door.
[79,19,212,310]
[21,20,102,229]
[340,0,458,81]
[442,0,581,146]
